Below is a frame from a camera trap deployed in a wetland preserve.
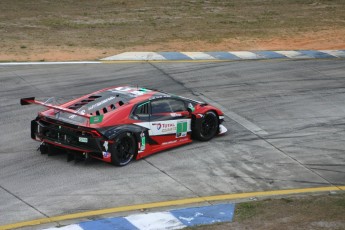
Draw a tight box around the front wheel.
[193,111,219,141]
[111,132,136,166]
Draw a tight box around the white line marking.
[198,94,268,136]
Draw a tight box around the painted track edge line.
[1,186,344,230]
[1,58,344,66]
[99,58,330,63]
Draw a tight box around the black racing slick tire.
[194,111,219,141]
[111,132,136,166]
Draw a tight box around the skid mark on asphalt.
[197,93,268,136]
[148,62,336,190]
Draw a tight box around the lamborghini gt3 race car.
[21,86,227,166]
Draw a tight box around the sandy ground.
[1,29,344,62]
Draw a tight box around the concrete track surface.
[0,59,344,226]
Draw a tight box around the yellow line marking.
[1,186,344,230]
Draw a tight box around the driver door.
[149,98,192,149]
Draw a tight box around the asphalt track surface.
[1,59,345,228]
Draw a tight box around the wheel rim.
[200,114,217,138]
[116,136,134,163]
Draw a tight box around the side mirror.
[187,103,195,114]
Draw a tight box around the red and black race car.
[21,86,227,166]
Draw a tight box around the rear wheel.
[111,132,136,166]
[194,111,219,141]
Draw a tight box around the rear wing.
[20,97,103,124]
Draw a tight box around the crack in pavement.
[0,184,50,218]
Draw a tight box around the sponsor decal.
[176,121,187,138]
[162,140,177,145]
[179,138,189,142]
[78,137,88,143]
[88,96,115,110]
[152,122,176,133]
[103,141,109,151]
[69,109,86,119]
[159,123,176,133]
[109,87,151,97]
[102,151,111,158]
[170,113,182,117]
[139,132,146,151]
[150,95,171,100]
[138,120,190,136]
[90,115,103,124]
[152,123,163,131]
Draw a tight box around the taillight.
[90,130,102,137]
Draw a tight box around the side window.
[150,99,187,121]
[151,99,172,114]
[132,102,150,121]
[169,99,187,112]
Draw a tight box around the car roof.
[66,86,169,115]
[41,86,203,126]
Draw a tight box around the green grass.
[1,0,344,49]
[184,193,345,230]
[235,201,261,221]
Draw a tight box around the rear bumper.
[31,119,104,153]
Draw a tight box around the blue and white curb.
[102,50,345,61]
[1,50,343,66]
[45,203,235,230]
